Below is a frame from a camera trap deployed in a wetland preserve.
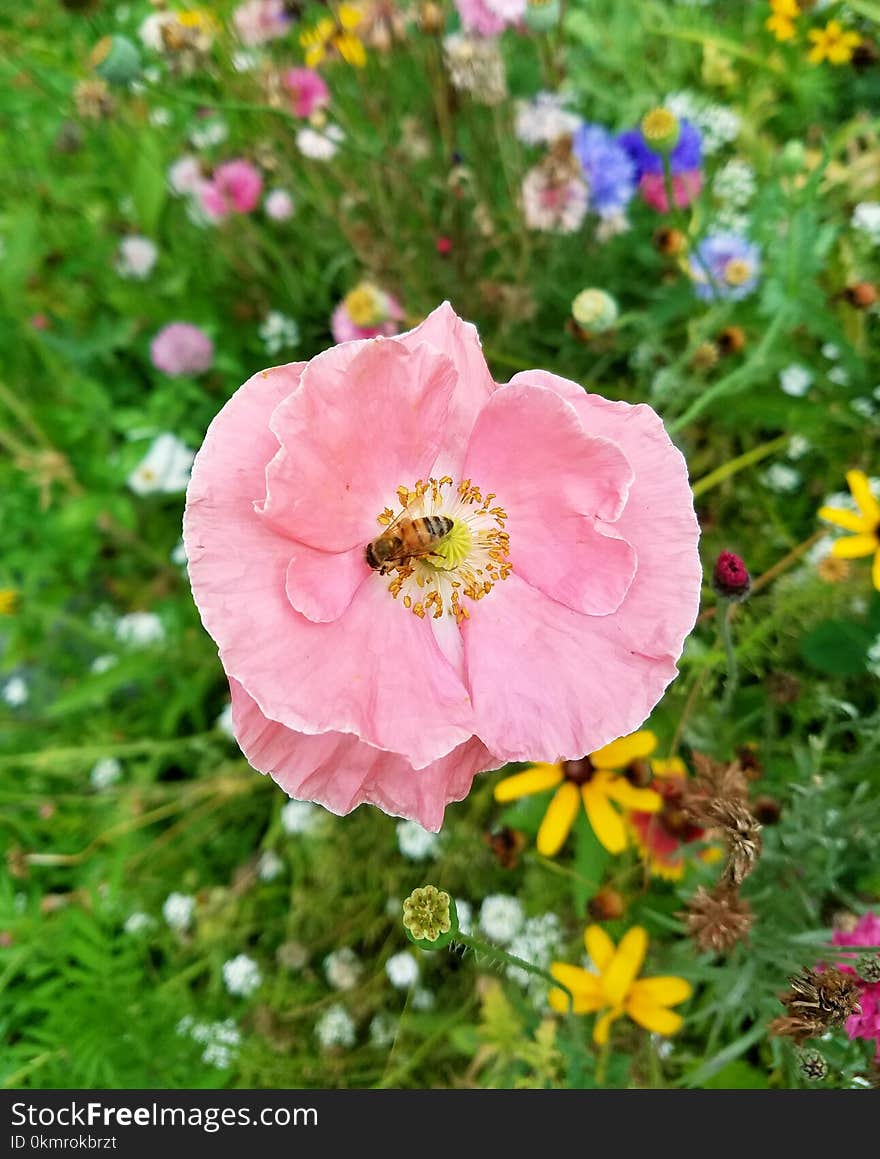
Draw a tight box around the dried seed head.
[770,967,862,1044]
[856,954,880,984]
[588,886,626,923]
[683,885,754,953]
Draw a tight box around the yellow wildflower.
[550,925,693,1044]
[0,589,18,616]
[807,20,861,65]
[300,5,367,69]
[818,470,880,590]
[765,0,800,42]
[494,730,662,858]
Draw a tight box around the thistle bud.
[712,551,751,602]
[717,325,747,355]
[571,288,618,333]
[799,1050,829,1082]
[90,35,142,87]
[855,953,880,984]
[640,107,680,153]
[402,885,458,950]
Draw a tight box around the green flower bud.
[798,1050,828,1082]
[571,288,619,333]
[91,36,142,87]
[640,107,680,154]
[780,140,806,176]
[855,953,880,984]
[402,885,458,950]
[524,0,561,32]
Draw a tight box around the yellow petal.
[652,757,687,778]
[604,776,663,813]
[846,470,880,524]
[338,3,363,29]
[582,783,628,854]
[494,764,562,802]
[590,730,658,770]
[625,994,684,1037]
[831,534,877,559]
[584,924,616,972]
[602,926,648,1007]
[536,782,580,857]
[630,976,693,1006]
[817,506,871,534]
[549,964,604,1013]
[593,1008,620,1046]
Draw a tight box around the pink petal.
[462,382,636,616]
[185,361,474,769]
[463,574,680,763]
[396,301,496,476]
[230,678,494,830]
[506,371,702,659]
[258,337,456,552]
[285,543,369,622]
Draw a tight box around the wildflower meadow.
[3,0,880,1098]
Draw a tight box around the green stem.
[718,602,739,713]
[454,932,574,1008]
[692,435,791,499]
[595,1037,611,1087]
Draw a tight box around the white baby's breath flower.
[115,236,158,279]
[190,118,228,149]
[115,611,165,647]
[396,820,439,861]
[90,654,118,675]
[821,343,840,360]
[2,675,29,707]
[385,950,419,990]
[90,757,122,790]
[259,311,300,356]
[411,986,435,1011]
[852,201,880,245]
[787,435,811,460]
[828,366,849,386]
[479,894,525,945]
[779,364,813,398]
[280,798,320,835]
[163,891,195,931]
[149,108,171,128]
[369,1012,396,1048]
[123,911,155,935]
[763,463,801,493]
[127,433,195,496]
[222,953,262,997]
[850,397,875,418]
[713,159,755,208]
[296,124,344,161]
[257,850,284,882]
[324,947,363,991]
[514,92,582,146]
[315,1003,356,1049]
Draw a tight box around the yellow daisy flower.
[300,5,367,69]
[494,731,663,858]
[765,0,800,41]
[817,470,880,590]
[807,20,862,65]
[550,924,693,1044]
[0,589,18,615]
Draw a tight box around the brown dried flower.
[683,885,754,953]
[769,967,862,1044]
[682,754,762,885]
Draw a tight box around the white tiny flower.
[505,913,564,990]
[850,397,875,418]
[296,124,344,161]
[163,891,195,932]
[324,947,363,991]
[821,342,840,360]
[369,1012,396,1049]
[202,1042,233,1068]
[779,364,813,398]
[124,911,155,935]
[315,1003,356,1049]
[257,850,284,882]
[232,50,259,73]
[115,611,165,647]
[149,108,171,128]
[115,236,158,279]
[90,654,118,675]
[411,986,435,1011]
[763,463,801,493]
[127,433,195,496]
[259,311,300,356]
[222,953,262,997]
[264,189,295,221]
[713,159,755,208]
[514,92,582,147]
[479,894,525,945]
[2,676,29,707]
[852,201,880,245]
[828,366,849,386]
[168,154,204,196]
[190,118,228,149]
[176,1015,195,1037]
[385,950,419,990]
[787,435,811,460]
[396,820,440,861]
[216,701,235,737]
[90,757,122,790]
[280,798,320,835]
[170,540,188,566]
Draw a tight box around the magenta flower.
[454,0,526,36]
[639,170,702,212]
[282,68,330,119]
[151,323,214,376]
[183,303,701,829]
[199,159,263,221]
[832,913,880,1060]
[232,0,292,46]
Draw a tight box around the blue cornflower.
[689,233,761,300]
[571,123,637,218]
[617,118,703,177]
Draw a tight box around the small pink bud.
[713,551,751,601]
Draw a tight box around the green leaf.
[702,1060,770,1089]
[131,134,166,233]
[683,1023,767,1087]
[571,811,610,912]
[800,620,871,676]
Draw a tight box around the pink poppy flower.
[282,68,330,119]
[199,159,263,221]
[151,323,214,376]
[639,170,703,212]
[454,0,526,37]
[183,303,701,830]
[233,0,292,46]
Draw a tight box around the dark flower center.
[561,757,596,785]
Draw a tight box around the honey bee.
[365,511,454,574]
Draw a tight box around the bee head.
[366,535,401,570]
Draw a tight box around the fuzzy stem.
[453,932,573,1007]
[595,1037,611,1086]
[718,601,739,713]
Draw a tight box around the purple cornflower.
[689,233,761,301]
[618,118,703,177]
[571,124,637,218]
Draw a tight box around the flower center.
[370,476,510,624]
[344,284,387,326]
[723,258,752,287]
[561,757,596,785]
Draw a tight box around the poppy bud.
[713,551,751,602]
[640,107,680,153]
[403,885,458,950]
[843,282,877,309]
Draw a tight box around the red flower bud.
[713,551,751,601]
